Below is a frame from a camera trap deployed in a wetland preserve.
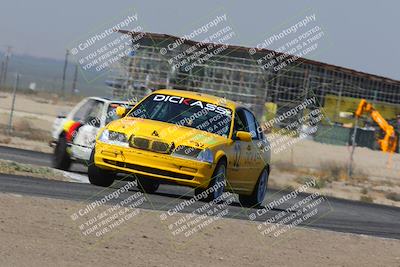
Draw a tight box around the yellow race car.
[89,89,271,206]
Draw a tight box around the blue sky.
[0,0,399,80]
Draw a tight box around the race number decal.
[233,142,241,168]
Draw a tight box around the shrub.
[360,195,374,203]
[385,192,400,202]
[295,176,326,189]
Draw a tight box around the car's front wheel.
[88,150,115,187]
[239,167,269,207]
[195,160,226,202]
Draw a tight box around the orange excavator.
[354,99,398,153]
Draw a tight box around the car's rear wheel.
[52,135,71,171]
[195,160,226,202]
[88,149,115,187]
[137,176,160,194]
[239,167,269,207]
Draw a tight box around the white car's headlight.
[172,146,214,164]
[98,129,129,147]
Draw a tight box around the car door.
[226,108,252,192]
[241,108,266,190]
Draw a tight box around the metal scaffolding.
[107,31,400,124]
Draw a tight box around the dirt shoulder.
[0,159,89,183]
[0,133,52,153]
[0,193,399,267]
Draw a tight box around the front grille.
[151,141,170,153]
[131,137,150,150]
[129,136,172,154]
[103,159,194,180]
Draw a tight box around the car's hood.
[106,117,227,149]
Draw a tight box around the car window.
[84,100,104,127]
[234,109,248,132]
[73,99,93,122]
[243,109,259,139]
[128,94,232,137]
[105,103,134,125]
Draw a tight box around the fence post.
[348,118,358,177]
[7,73,19,134]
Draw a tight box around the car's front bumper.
[94,142,216,188]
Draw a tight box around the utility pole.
[71,63,78,95]
[0,61,4,87]
[61,49,69,97]
[1,46,12,88]
[7,73,20,133]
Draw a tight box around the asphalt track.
[0,145,399,240]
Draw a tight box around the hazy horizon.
[0,0,399,80]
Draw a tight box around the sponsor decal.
[152,94,231,116]
[63,120,83,142]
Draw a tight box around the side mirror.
[116,106,127,118]
[235,131,252,142]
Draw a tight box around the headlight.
[172,146,214,164]
[98,129,128,147]
[99,129,110,142]
[197,149,214,163]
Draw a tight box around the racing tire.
[239,167,269,208]
[52,135,71,171]
[88,149,115,187]
[195,160,226,202]
[137,176,160,194]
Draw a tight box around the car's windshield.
[128,94,232,137]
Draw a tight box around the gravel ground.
[0,193,399,266]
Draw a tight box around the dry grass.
[295,176,327,189]
[0,136,11,144]
[16,118,49,141]
[385,192,400,202]
[360,195,374,203]
[360,188,368,195]
[273,160,371,192]
[0,159,66,181]
[319,161,348,180]
[319,161,368,182]
[1,118,51,142]
[273,160,368,182]
[272,160,296,172]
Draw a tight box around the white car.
[50,97,134,170]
